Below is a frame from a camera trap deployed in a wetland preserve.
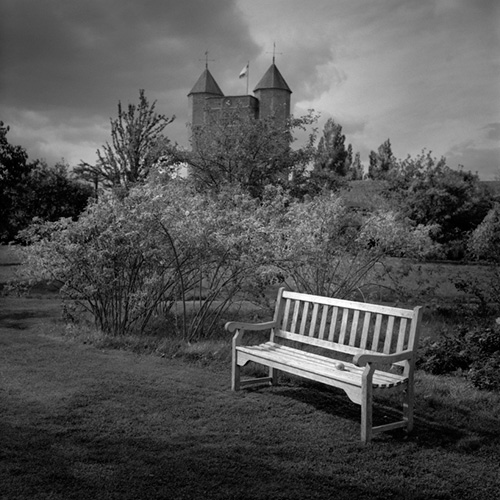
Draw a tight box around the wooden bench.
[225,288,423,443]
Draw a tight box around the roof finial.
[200,50,215,69]
[267,41,282,64]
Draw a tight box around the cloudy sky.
[1,0,499,178]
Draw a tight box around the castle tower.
[253,63,292,122]
[188,68,224,128]
[187,61,292,135]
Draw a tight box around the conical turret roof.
[253,63,291,93]
[188,68,224,96]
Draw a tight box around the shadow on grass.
[0,309,59,330]
[0,419,416,500]
[259,380,500,452]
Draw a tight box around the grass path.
[1,298,500,499]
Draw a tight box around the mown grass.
[2,245,500,499]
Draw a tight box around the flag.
[239,63,248,79]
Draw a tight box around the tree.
[179,108,318,198]
[383,150,493,258]
[0,122,33,241]
[76,89,175,191]
[368,139,396,179]
[23,161,93,224]
[314,118,351,177]
[0,123,92,242]
[469,203,500,262]
[349,152,364,180]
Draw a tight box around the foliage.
[180,109,318,198]
[18,181,272,339]
[468,203,500,263]
[0,122,92,242]
[18,178,436,338]
[310,118,352,191]
[418,321,500,391]
[1,122,34,241]
[367,139,396,180]
[21,160,92,224]
[76,89,175,192]
[383,150,493,259]
[257,191,435,299]
[350,152,364,181]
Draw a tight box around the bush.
[418,322,500,391]
[18,181,437,341]
[469,353,500,392]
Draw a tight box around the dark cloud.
[0,0,257,113]
[0,0,260,159]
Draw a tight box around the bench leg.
[361,383,373,444]
[269,367,279,386]
[232,357,241,391]
[403,382,414,433]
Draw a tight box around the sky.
[1,0,499,178]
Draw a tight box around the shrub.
[417,326,473,375]
[418,322,500,391]
[18,181,438,341]
[469,353,500,392]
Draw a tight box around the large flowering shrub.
[19,181,434,338]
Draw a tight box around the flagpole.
[246,61,249,95]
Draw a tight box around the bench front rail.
[226,288,423,443]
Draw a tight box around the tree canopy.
[76,89,175,192]
[383,150,493,258]
[1,122,93,242]
[178,109,318,198]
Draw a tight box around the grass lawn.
[1,246,500,499]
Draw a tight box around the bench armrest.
[353,349,414,367]
[225,320,278,334]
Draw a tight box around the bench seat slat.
[260,343,406,386]
[237,343,406,388]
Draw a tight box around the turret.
[188,68,224,128]
[253,63,292,122]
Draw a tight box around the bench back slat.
[338,308,349,344]
[383,316,395,354]
[397,318,408,352]
[319,305,329,340]
[349,310,360,346]
[371,314,383,351]
[275,289,422,362]
[309,303,319,337]
[299,301,309,335]
[290,299,300,332]
[360,312,371,350]
[328,307,339,342]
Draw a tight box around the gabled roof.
[253,63,292,93]
[188,69,224,96]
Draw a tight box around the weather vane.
[200,50,215,69]
[267,41,282,64]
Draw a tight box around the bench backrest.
[272,288,422,367]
